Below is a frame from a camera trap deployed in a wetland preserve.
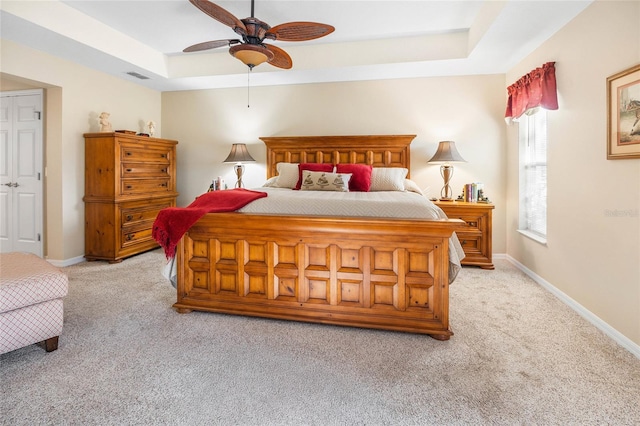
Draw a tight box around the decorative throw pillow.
[262,176,279,187]
[404,179,424,195]
[299,170,352,192]
[275,163,299,188]
[295,163,334,189]
[335,164,372,192]
[369,167,408,191]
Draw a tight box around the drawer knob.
[160,154,166,158]
[160,183,167,187]
[126,234,134,241]
[125,152,132,156]
[161,168,167,173]
[126,168,133,172]
[126,185,132,189]
[126,215,133,221]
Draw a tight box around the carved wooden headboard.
[260,135,416,179]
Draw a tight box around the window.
[518,108,547,243]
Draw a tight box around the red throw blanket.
[152,189,267,259]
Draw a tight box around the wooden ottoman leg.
[43,336,59,352]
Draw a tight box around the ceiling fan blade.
[189,0,247,35]
[183,39,241,53]
[265,44,292,69]
[266,22,335,42]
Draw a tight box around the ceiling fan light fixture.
[184,0,333,70]
[229,44,274,68]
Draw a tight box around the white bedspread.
[238,187,446,219]
[164,188,465,285]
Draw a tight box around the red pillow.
[295,163,334,189]
[336,164,373,192]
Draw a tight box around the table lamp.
[427,141,466,201]
[223,143,255,188]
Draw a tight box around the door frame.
[0,88,44,257]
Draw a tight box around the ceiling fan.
[183,0,335,70]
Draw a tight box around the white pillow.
[300,170,352,192]
[262,176,279,187]
[369,167,408,191]
[404,179,424,195]
[275,163,299,188]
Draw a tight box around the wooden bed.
[175,135,465,340]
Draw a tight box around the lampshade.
[229,44,274,69]
[223,144,256,163]
[427,141,466,164]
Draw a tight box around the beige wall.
[0,39,161,261]
[506,0,640,345]
[0,77,40,91]
[162,75,508,253]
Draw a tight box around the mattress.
[238,187,448,219]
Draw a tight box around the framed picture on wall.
[607,63,640,159]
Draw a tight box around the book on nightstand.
[460,182,487,202]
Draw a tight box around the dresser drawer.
[456,233,482,255]
[118,198,174,253]
[120,143,172,164]
[446,214,483,231]
[122,162,170,178]
[121,227,154,249]
[121,179,171,195]
[120,199,173,227]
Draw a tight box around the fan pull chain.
[247,67,251,108]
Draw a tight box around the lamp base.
[234,164,245,188]
[439,165,455,201]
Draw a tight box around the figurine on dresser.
[146,120,156,137]
[98,112,113,132]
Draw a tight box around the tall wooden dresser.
[83,132,178,263]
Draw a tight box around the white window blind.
[519,109,547,240]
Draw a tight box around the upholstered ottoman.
[0,252,69,354]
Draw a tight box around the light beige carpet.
[1,249,638,425]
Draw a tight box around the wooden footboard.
[176,213,464,339]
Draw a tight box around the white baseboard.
[506,254,640,360]
[46,255,85,268]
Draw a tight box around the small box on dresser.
[434,201,494,269]
[83,132,178,263]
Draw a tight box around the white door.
[0,90,44,257]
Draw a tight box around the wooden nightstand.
[434,201,494,269]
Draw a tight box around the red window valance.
[505,61,558,120]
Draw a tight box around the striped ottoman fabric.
[0,252,69,354]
